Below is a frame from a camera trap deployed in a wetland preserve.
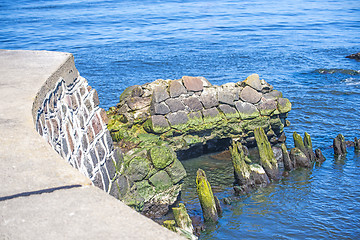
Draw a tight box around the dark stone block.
[235,101,259,119]
[92,89,100,107]
[95,141,106,163]
[93,171,104,190]
[165,159,186,184]
[105,156,116,180]
[182,96,203,111]
[165,98,185,112]
[218,91,235,106]
[240,86,262,104]
[153,85,169,103]
[166,111,189,126]
[169,80,187,98]
[145,115,170,133]
[100,165,110,192]
[257,99,277,116]
[200,89,218,109]
[81,134,88,151]
[202,107,220,119]
[103,130,114,151]
[90,148,98,166]
[83,156,94,179]
[218,104,239,120]
[127,96,151,111]
[150,102,170,115]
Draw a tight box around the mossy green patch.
[149,170,173,192]
[135,180,155,202]
[149,145,176,169]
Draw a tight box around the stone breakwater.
[106,74,292,217]
[32,55,117,193]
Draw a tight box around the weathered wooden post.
[333,134,346,155]
[196,169,218,222]
[303,132,315,161]
[173,203,194,234]
[254,127,279,180]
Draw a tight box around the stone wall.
[106,74,292,217]
[32,55,117,193]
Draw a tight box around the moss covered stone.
[135,180,155,202]
[277,98,292,113]
[149,145,176,169]
[125,156,151,182]
[149,170,173,192]
[165,159,187,184]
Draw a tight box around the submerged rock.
[346,52,360,60]
[314,68,360,75]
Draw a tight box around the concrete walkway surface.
[0,50,183,240]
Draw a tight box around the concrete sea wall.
[31,54,116,192]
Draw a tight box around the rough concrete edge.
[31,52,78,123]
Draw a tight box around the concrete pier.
[0,50,183,240]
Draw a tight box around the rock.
[264,90,283,100]
[218,104,239,121]
[166,111,189,129]
[150,101,170,115]
[355,137,360,151]
[235,101,260,119]
[152,85,170,103]
[182,96,203,111]
[254,127,279,180]
[196,169,218,222]
[346,52,360,60]
[143,115,170,133]
[149,170,173,192]
[277,98,291,113]
[125,156,151,181]
[199,88,218,109]
[165,159,187,184]
[240,86,262,104]
[135,180,155,202]
[127,96,151,111]
[315,148,326,163]
[173,203,194,234]
[290,147,311,168]
[202,107,222,123]
[165,98,186,112]
[281,143,293,171]
[183,76,204,92]
[244,74,262,91]
[333,134,347,156]
[218,91,235,106]
[257,99,277,116]
[169,80,187,98]
[149,146,177,169]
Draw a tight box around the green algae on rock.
[106,75,292,218]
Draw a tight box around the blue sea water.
[1,0,360,239]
